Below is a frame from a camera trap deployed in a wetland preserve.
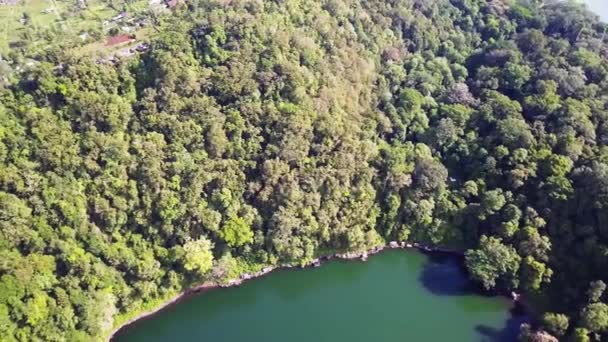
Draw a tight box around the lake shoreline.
[107,242,517,341]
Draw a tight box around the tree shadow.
[475,306,529,342]
[418,251,529,341]
[418,251,474,296]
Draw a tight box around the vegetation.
[1,0,608,341]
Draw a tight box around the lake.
[113,250,526,342]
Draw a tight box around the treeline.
[1,0,608,340]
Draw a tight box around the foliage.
[182,238,214,278]
[465,236,521,290]
[1,0,608,340]
[542,312,569,337]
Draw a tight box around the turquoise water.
[114,250,526,342]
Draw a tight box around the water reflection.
[265,260,369,301]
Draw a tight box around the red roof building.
[106,35,135,46]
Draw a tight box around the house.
[106,34,136,46]
[166,0,179,8]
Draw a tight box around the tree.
[521,256,550,291]
[587,281,606,303]
[572,328,590,342]
[209,254,240,285]
[542,312,569,337]
[580,303,608,332]
[3,0,608,339]
[182,237,214,277]
[412,158,448,194]
[220,216,254,248]
[465,235,521,290]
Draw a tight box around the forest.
[1,0,608,340]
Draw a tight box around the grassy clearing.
[0,0,154,55]
[74,26,153,57]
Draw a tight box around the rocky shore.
[107,241,464,341]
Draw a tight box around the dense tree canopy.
[1,0,608,340]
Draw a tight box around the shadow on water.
[476,306,529,342]
[418,251,473,296]
[418,251,529,342]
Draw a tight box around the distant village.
[100,0,182,61]
[1,0,183,63]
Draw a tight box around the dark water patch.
[476,307,529,342]
[418,251,473,296]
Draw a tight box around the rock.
[529,331,558,342]
[360,252,368,261]
[338,252,361,260]
[400,242,406,248]
[406,243,413,248]
[389,241,399,248]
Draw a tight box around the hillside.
[1,0,608,341]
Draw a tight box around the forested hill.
[1,0,608,340]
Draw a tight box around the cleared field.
[0,0,154,54]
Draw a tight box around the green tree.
[465,236,521,290]
[220,216,254,248]
[542,312,569,337]
[580,303,608,333]
[182,237,214,277]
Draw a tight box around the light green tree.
[182,237,215,277]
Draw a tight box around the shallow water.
[113,250,527,342]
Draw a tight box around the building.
[106,34,136,47]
